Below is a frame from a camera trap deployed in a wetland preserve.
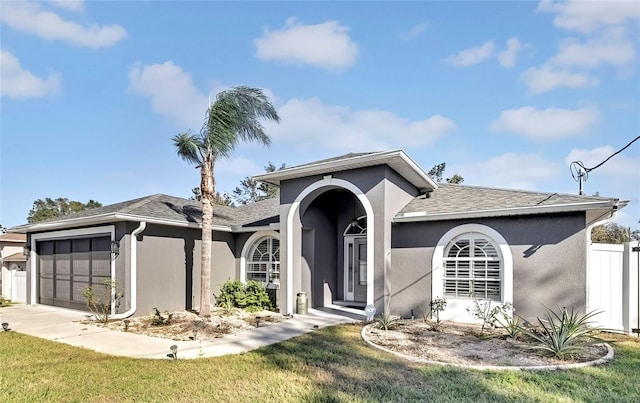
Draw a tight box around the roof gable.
[253,150,437,193]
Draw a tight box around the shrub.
[83,279,123,323]
[494,306,524,340]
[375,312,399,331]
[522,306,603,360]
[466,295,511,334]
[151,307,173,326]
[419,297,448,331]
[217,280,271,311]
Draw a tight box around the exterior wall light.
[110,241,119,257]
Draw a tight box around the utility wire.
[570,135,640,194]
[582,135,640,173]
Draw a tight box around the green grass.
[1,324,638,402]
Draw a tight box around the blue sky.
[1,0,639,229]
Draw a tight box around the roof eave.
[393,200,622,223]
[10,213,232,233]
[253,149,438,191]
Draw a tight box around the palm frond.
[202,86,279,157]
[172,131,203,165]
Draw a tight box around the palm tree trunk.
[199,155,215,317]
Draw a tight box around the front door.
[344,236,367,302]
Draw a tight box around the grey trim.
[394,200,621,222]
[254,149,438,192]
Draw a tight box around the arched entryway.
[284,176,374,314]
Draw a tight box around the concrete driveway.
[0,304,362,359]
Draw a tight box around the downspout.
[112,221,146,319]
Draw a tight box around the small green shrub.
[151,307,173,326]
[375,312,399,331]
[419,297,448,331]
[0,296,13,307]
[217,280,271,311]
[495,308,524,340]
[83,279,123,323]
[466,295,511,334]
[522,306,603,360]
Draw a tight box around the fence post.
[623,242,640,335]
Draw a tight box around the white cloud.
[1,50,60,99]
[565,145,640,178]
[521,64,599,93]
[128,61,208,128]
[400,23,427,40]
[457,153,563,191]
[264,97,456,151]
[0,1,126,49]
[49,0,85,13]
[255,17,358,71]
[490,106,599,140]
[498,37,522,68]
[526,1,639,94]
[551,30,636,68]
[445,41,495,67]
[537,0,640,33]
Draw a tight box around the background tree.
[0,224,7,233]
[190,187,233,206]
[232,161,285,205]
[591,223,636,244]
[173,86,279,317]
[27,198,103,223]
[428,162,464,184]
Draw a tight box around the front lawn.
[1,324,638,402]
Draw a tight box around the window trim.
[240,230,280,284]
[432,224,513,323]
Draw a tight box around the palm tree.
[173,86,279,316]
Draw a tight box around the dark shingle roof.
[398,183,620,219]
[12,194,280,232]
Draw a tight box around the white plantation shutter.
[443,232,502,301]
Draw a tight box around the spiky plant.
[523,306,603,360]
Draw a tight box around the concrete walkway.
[0,304,363,359]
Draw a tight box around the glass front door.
[344,236,367,302]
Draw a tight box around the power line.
[570,135,640,195]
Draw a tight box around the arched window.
[246,236,280,284]
[432,224,513,322]
[443,232,502,301]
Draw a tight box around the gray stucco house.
[12,150,626,322]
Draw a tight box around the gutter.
[10,213,232,233]
[112,221,146,319]
[393,200,621,223]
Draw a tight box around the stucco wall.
[125,223,235,316]
[390,213,588,320]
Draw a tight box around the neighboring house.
[1,233,27,303]
[10,150,629,326]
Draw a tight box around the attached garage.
[34,229,113,311]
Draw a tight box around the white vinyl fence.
[588,242,639,334]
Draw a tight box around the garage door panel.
[40,278,54,299]
[37,235,113,311]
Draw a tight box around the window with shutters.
[443,232,502,301]
[246,236,280,284]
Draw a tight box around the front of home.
[11,150,630,326]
